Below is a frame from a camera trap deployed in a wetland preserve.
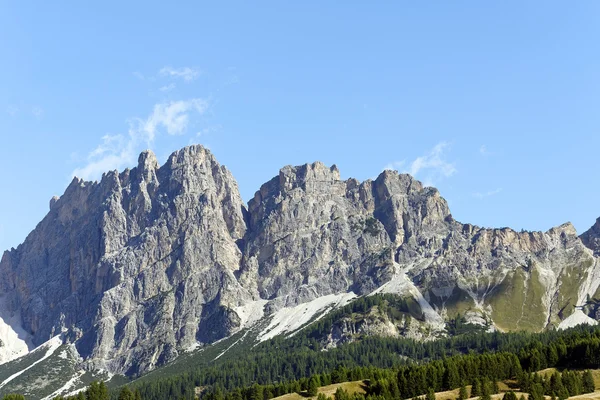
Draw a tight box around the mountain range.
[0,144,599,397]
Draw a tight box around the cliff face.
[0,146,250,374]
[403,220,598,332]
[582,218,600,256]
[0,145,599,376]
[239,165,434,309]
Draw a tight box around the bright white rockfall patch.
[233,299,269,329]
[558,309,598,330]
[371,264,446,331]
[0,296,33,364]
[214,330,251,360]
[258,292,357,342]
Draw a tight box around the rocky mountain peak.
[581,217,600,256]
[137,149,159,178]
[49,195,60,210]
[374,170,423,199]
[165,143,210,166]
[248,161,345,222]
[548,222,578,237]
[278,161,341,191]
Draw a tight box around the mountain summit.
[1,145,599,377]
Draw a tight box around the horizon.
[1,2,599,251]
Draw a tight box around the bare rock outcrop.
[1,145,599,376]
[0,146,249,374]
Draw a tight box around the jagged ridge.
[0,144,599,378]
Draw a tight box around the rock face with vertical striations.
[0,146,250,374]
[0,144,599,377]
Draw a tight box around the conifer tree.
[445,361,461,390]
[458,384,468,400]
[86,381,109,400]
[426,388,436,400]
[250,384,264,400]
[558,386,570,400]
[549,371,563,395]
[583,370,595,393]
[529,383,545,400]
[118,387,135,400]
[547,345,559,366]
[334,388,349,400]
[471,379,482,397]
[503,391,518,400]
[481,379,492,400]
[307,378,319,397]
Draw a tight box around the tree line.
[3,295,600,400]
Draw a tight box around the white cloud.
[71,134,137,181]
[159,66,201,82]
[32,106,44,118]
[223,74,240,86]
[72,98,209,181]
[383,142,456,187]
[473,188,502,199]
[142,99,208,141]
[480,145,489,156]
[409,142,456,178]
[6,106,18,116]
[159,83,176,92]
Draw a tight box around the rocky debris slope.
[0,144,599,376]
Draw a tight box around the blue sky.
[1,2,599,252]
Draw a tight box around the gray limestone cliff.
[1,145,600,376]
[0,146,250,374]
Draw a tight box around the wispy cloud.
[159,66,201,82]
[6,105,44,118]
[32,106,44,118]
[133,71,145,80]
[479,145,489,156]
[383,160,405,171]
[142,99,208,140]
[384,142,456,186]
[72,134,135,181]
[72,98,209,180]
[6,106,18,116]
[196,124,222,137]
[473,188,502,199]
[408,142,456,178]
[159,83,176,92]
